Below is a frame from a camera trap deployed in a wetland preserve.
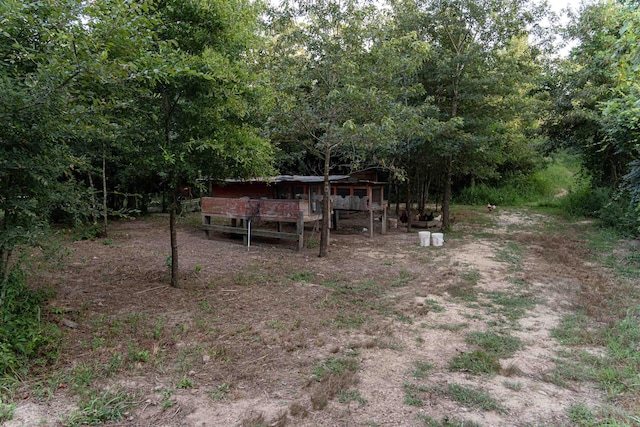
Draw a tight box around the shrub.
[0,269,59,377]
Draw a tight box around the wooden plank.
[202,224,298,240]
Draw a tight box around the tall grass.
[456,153,580,206]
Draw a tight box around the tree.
[391,0,550,226]
[266,0,428,255]
[0,0,93,293]
[123,0,274,286]
[544,0,639,230]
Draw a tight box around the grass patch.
[403,382,429,407]
[428,322,468,332]
[420,414,481,427]
[63,389,136,426]
[484,291,537,322]
[449,350,501,375]
[310,356,360,410]
[445,281,478,302]
[459,269,481,285]
[289,270,315,282]
[337,389,367,406]
[552,313,602,346]
[494,242,524,271]
[465,330,522,359]
[443,383,504,412]
[0,399,16,424]
[410,361,435,379]
[390,269,414,288]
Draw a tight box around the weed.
[503,380,522,391]
[0,270,60,378]
[289,270,315,282]
[70,362,97,391]
[63,389,135,426]
[198,300,212,313]
[104,353,123,376]
[465,330,522,359]
[410,361,434,379]
[127,343,150,363]
[312,357,359,381]
[391,269,414,288]
[552,313,601,346]
[0,399,16,423]
[403,382,427,407]
[177,376,194,389]
[423,298,445,313]
[429,323,468,332]
[194,264,202,274]
[269,320,286,331]
[485,291,537,322]
[494,241,524,271]
[160,388,174,409]
[332,311,366,329]
[444,383,504,412]
[449,350,501,375]
[459,269,481,285]
[395,313,413,324]
[337,389,367,406]
[153,317,166,340]
[101,238,116,247]
[420,414,481,427]
[445,281,478,302]
[567,403,597,426]
[209,383,231,400]
[310,356,359,410]
[92,337,107,350]
[165,256,172,271]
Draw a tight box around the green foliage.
[311,357,359,382]
[465,331,522,359]
[485,291,537,322]
[421,415,481,427]
[0,399,16,423]
[456,151,582,207]
[556,187,640,235]
[0,270,59,378]
[444,383,503,412]
[410,361,435,379]
[289,270,315,282]
[63,389,135,426]
[448,350,501,375]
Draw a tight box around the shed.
[201,174,388,249]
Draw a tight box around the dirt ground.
[8,207,614,426]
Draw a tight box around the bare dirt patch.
[8,208,610,426]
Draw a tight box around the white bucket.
[418,231,431,247]
[431,233,444,247]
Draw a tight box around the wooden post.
[204,215,211,238]
[369,207,374,238]
[296,211,304,251]
[242,218,248,246]
[381,206,387,235]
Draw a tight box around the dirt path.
[8,208,608,426]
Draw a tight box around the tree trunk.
[319,141,331,258]
[102,150,109,236]
[169,186,179,287]
[406,178,412,232]
[87,172,98,225]
[442,156,452,229]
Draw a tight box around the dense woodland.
[0,0,639,380]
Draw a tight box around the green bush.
[558,187,639,235]
[0,270,60,378]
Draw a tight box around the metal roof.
[223,175,351,184]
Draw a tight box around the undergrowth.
[0,269,60,379]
